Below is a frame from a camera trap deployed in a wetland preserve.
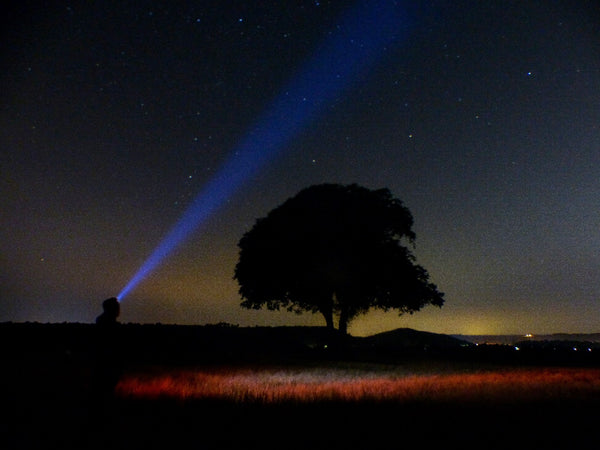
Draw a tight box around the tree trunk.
[322,311,334,330]
[338,306,349,335]
[319,302,334,330]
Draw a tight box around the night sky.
[2,1,599,335]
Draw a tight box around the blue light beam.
[118,0,411,301]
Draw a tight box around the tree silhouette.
[234,183,444,334]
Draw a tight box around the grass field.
[3,323,600,449]
[117,363,600,405]
[114,362,600,449]
[4,358,600,449]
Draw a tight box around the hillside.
[4,322,600,366]
[361,327,472,349]
[0,322,471,365]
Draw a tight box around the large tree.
[234,183,444,334]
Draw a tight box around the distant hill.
[361,327,473,350]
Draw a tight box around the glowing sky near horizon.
[2,1,599,335]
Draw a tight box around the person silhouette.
[92,297,123,404]
[96,296,120,327]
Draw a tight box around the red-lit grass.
[116,364,600,405]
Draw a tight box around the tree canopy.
[234,183,444,334]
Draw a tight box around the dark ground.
[2,323,599,449]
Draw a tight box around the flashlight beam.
[118,1,410,301]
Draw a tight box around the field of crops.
[3,323,600,449]
[117,363,600,405]
[4,359,600,449]
[109,362,600,449]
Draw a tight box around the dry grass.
[116,364,600,404]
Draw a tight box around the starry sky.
[2,0,599,336]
